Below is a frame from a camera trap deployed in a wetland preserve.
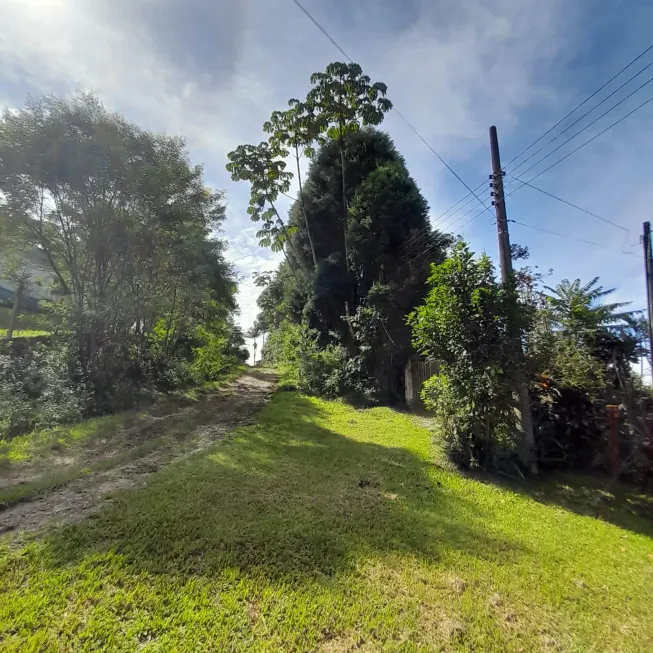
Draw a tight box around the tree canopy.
[0,93,243,429]
[256,128,451,400]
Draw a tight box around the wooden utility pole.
[490,127,513,285]
[642,222,653,382]
[489,126,537,473]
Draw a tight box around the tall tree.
[258,129,450,399]
[0,93,238,400]
[306,62,392,270]
[264,100,319,269]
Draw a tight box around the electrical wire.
[430,181,487,229]
[401,230,449,260]
[508,61,653,176]
[418,42,653,227]
[503,42,653,170]
[457,206,491,233]
[513,76,653,180]
[508,178,628,233]
[507,177,636,255]
[404,202,490,266]
[402,234,449,263]
[291,0,650,263]
[514,93,653,185]
[289,0,492,219]
[442,193,493,231]
[508,219,637,256]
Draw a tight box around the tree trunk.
[267,196,307,287]
[339,139,349,269]
[281,245,301,286]
[339,136,357,332]
[6,281,24,340]
[295,144,318,269]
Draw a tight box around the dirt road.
[0,370,277,534]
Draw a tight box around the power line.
[390,108,493,217]
[404,198,492,265]
[404,180,489,249]
[401,228,453,260]
[291,0,352,61]
[516,92,653,184]
[289,0,492,219]
[403,233,449,264]
[457,205,491,233]
[504,42,653,169]
[454,96,653,257]
[443,193,493,231]
[509,177,629,233]
[508,219,637,256]
[432,44,653,236]
[403,225,436,250]
[401,231,435,258]
[513,76,653,180]
[430,180,488,229]
[508,61,653,176]
[292,0,650,263]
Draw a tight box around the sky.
[2,0,653,363]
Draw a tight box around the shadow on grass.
[474,470,653,537]
[36,393,524,583]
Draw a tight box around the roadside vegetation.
[2,392,652,651]
[0,94,248,440]
[231,61,652,487]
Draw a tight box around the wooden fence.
[404,358,439,409]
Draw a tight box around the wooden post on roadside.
[642,222,653,383]
[489,126,537,474]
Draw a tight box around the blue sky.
[2,0,652,351]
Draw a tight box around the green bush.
[0,342,85,437]
[408,243,529,470]
[263,320,379,402]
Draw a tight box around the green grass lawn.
[1,392,652,651]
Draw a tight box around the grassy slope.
[1,392,652,652]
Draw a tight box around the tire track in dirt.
[0,371,277,534]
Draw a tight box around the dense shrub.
[408,243,529,470]
[0,341,85,436]
[263,320,380,403]
[0,94,246,439]
[530,375,607,470]
[421,372,519,469]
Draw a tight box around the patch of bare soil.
[0,371,277,534]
